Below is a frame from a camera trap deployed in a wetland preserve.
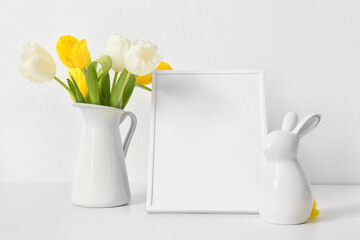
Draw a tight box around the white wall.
[1,0,360,184]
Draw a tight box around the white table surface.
[0,183,359,240]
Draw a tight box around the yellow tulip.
[309,199,319,220]
[71,40,90,69]
[56,35,78,68]
[68,68,88,101]
[136,61,172,85]
[56,35,90,69]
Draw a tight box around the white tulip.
[124,40,163,76]
[106,33,131,72]
[18,42,56,83]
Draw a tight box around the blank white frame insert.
[147,70,267,213]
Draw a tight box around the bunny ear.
[292,114,321,138]
[282,112,298,131]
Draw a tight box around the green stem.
[112,71,119,91]
[135,83,152,92]
[118,72,131,107]
[54,76,76,100]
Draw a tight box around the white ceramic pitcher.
[71,103,137,207]
[259,112,321,224]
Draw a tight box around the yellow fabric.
[309,199,319,220]
[136,61,172,85]
[56,35,90,69]
[68,68,88,101]
[71,40,90,69]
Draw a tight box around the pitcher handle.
[119,111,137,157]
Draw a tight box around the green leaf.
[121,74,136,109]
[135,83,152,92]
[94,55,112,79]
[85,93,91,103]
[97,67,104,78]
[99,72,110,106]
[85,62,100,104]
[109,69,129,108]
[85,60,96,72]
[69,74,85,103]
[67,79,77,102]
[99,94,108,106]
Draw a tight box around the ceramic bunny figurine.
[259,112,321,224]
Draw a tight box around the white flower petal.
[124,40,163,76]
[18,42,56,83]
[106,33,131,72]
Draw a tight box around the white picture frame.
[146,70,267,213]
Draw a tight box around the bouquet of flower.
[18,33,172,109]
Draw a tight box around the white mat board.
[147,70,267,213]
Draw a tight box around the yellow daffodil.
[56,35,90,69]
[136,61,172,85]
[309,199,319,220]
[68,68,88,101]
